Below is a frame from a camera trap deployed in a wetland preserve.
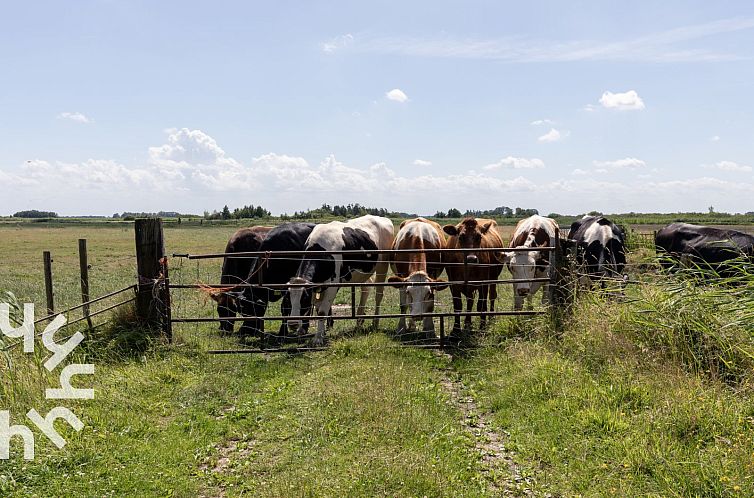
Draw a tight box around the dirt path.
[438,353,534,497]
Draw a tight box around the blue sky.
[1,0,754,216]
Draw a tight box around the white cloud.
[484,156,545,171]
[343,18,754,63]
[571,168,588,176]
[57,112,92,124]
[413,159,432,166]
[538,128,562,143]
[593,157,646,170]
[702,160,752,172]
[710,135,721,142]
[321,33,354,53]
[530,119,554,126]
[386,88,409,103]
[599,90,645,110]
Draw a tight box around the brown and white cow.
[443,218,505,334]
[388,218,448,336]
[502,215,559,311]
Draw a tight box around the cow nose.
[465,254,479,264]
[517,288,529,296]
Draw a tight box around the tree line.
[433,206,539,218]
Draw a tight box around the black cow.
[655,223,754,275]
[215,226,272,333]
[568,216,627,286]
[231,222,317,337]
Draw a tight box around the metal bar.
[171,309,544,323]
[161,258,173,342]
[170,277,551,290]
[350,285,356,318]
[176,246,556,260]
[78,239,93,329]
[43,251,54,315]
[62,297,136,327]
[34,285,136,325]
[439,315,445,351]
[207,344,444,354]
[208,347,328,354]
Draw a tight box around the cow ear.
[443,225,459,236]
[387,276,406,288]
[499,251,513,264]
[480,221,494,234]
[431,278,450,291]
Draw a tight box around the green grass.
[1,336,485,497]
[3,223,754,497]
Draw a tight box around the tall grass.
[626,259,754,384]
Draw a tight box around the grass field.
[2,222,754,496]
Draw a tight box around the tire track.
[438,353,534,496]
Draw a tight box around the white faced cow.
[387,218,448,337]
[287,215,394,346]
[502,215,559,311]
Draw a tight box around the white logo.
[1,304,94,460]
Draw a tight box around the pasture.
[2,222,754,496]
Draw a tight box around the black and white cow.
[655,223,754,275]
[287,215,394,346]
[568,215,627,287]
[230,222,316,337]
[502,215,559,311]
[214,226,272,333]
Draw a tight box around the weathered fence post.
[549,237,571,331]
[78,239,93,329]
[43,251,54,315]
[135,218,166,330]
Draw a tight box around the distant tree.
[13,210,58,218]
[446,208,462,218]
[708,205,715,214]
[433,211,447,218]
[587,210,602,216]
[112,213,121,219]
[221,205,231,220]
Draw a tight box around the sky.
[1,0,754,216]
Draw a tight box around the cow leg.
[531,281,545,306]
[218,296,236,335]
[464,291,474,331]
[422,315,435,336]
[488,284,497,312]
[478,285,489,328]
[372,261,389,329]
[451,286,463,334]
[356,280,372,329]
[396,288,408,334]
[513,290,524,312]
[312,289,336,347]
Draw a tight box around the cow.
[567,215,627,287]
[214,226,273,334]
[287,215,394,346]
[387,218,448,337]
[211,223,315,338]
[655,223,754,275]
[443,217,505,334]
[502,215,559,311]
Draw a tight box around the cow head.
[287,276,313,334]
[443,218,494,264]
[502,250,548,296]
[388,271,449,319]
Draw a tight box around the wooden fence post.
[43,251,54,315]
[78,239,93,329]
[134,218,166,330]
